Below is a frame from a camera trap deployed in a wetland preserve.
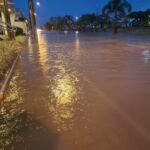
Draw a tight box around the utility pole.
[2,0,14,40]
[28,0,37,39]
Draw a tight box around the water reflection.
[48,55,80,131]
[28,37,34,63]
[48,65,80,131]
[37,31,49,74]
[28,31,81,131]
[75,36,80,57]
[142,50,150,63]
[49,74,78,130]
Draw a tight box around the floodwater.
[1,31,150,150]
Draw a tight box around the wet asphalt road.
[0,31,150,150]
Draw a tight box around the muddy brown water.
[0,31,150,150]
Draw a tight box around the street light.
[36,1,40,6]
[8,8,11,12]
[75,16,79,21]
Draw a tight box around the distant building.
[0,0,28,35]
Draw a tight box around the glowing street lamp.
[8,8,11,12]
[36,1,40,6]
[75,16,79,21]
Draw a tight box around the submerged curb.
[0,55,19,101]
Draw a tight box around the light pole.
[2,0,14,40]
[28,0,37,38]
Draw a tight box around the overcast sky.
[14,0,150,26]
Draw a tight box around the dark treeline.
[129,10,150,27]
[42,0,150,33]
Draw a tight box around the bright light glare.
[36,1,40,6]
[8,8,11,12]
[37,28,42,32]
[64,30,68,34]
[75,16,79,21]
[75,31,79,35]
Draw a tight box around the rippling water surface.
[1,31,150,150]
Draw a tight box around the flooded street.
[1,31,150,150]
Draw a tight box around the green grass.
[0,36,26,82]
[118,28,150,34]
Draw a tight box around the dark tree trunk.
[2,0,15,40]
[112,11,118,33]
[124,17,129,29]
[112,20,118,33]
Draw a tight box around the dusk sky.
[14,0,150,26]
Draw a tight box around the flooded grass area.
[119,28,150,34]
[0,36,26,83]
[1,31,150,150]
[0,73,25,149]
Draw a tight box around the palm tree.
[103,0,132,33]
